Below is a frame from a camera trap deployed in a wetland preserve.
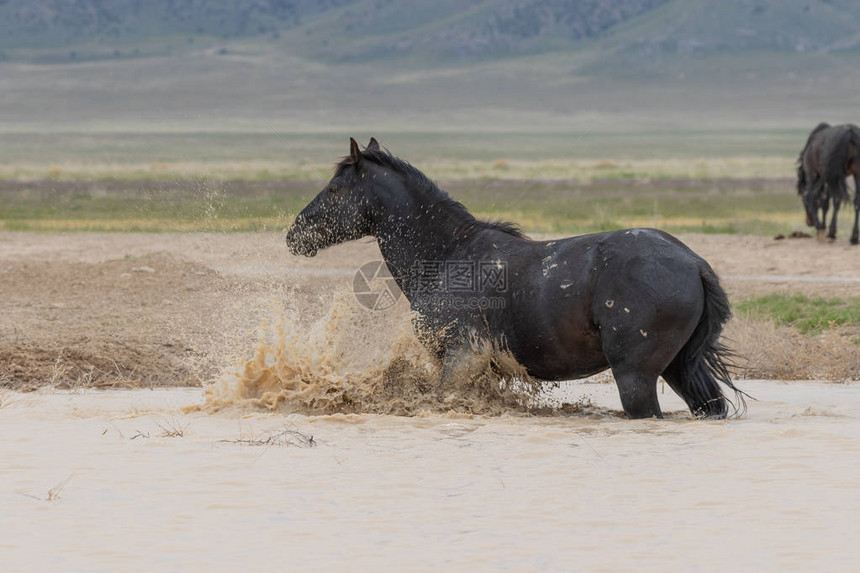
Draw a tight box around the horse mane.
[336,148,527,240]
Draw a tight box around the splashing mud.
[198,293,547,416]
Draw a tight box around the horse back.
[534,228,710,327]
[505,228,710,379]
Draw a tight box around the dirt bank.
[1,231,858,390]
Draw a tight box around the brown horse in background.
[796,122,860,245]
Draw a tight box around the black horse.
[286,138,743,419]
[796,122,860,245]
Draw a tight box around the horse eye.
[328,184,339,193]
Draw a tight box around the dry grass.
[726,316,860,381]
[0,343,167,392]
[220,426,316,448]
[0,161,322,182]
[418,156,796,182]
[0,217,289,233]
[157,417,188,438]
[20,475,73,502]
[0,156,796,183]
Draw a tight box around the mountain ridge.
[1,0,858,132]
[2,0,859,66]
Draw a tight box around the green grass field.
[0,170,819,236]
[0,130,849,236]
[737,294,860,340]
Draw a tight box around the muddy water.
[1,380,858,572]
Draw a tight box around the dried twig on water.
[220,427,316,448]
[20,475,73,502]
[157,417,187,438]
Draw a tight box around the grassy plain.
[0,129,833,236]
[736,294,860,337]
[0,170,810,236]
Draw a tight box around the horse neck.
[371,177,479,297]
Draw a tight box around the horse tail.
[797,122,830,195]
[849,125,860,180]
[668,264,746,419]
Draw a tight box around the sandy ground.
[1,231,859,388]
[1,380,858,572]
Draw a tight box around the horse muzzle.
[288,241,318,257]
[286,225,320,257]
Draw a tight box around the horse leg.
[600,325,681,419]
[828,186,842,242]
[594,253,712,419]
[610,368,662,419]
[817,191,829,242]
[851,175,860,245]
[660,368,694,416]
[437,344,484,398]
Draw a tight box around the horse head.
[286,137,382,257]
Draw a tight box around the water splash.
[197,293,546,415]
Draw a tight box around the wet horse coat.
[287,138,742,419]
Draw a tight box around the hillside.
[2,0,860,63]
[0,1,341,51]
[0,0,858,133]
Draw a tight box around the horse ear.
[349,137,362,165]
[367,137,380,151]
